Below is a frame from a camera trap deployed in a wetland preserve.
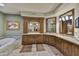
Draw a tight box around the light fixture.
[59,18,62,21]
[36,23,39,26]
[62,17,65,21]
[66,16,69,20]
[70,16,73,19]
[30,23,32,26]
[0,3,5,7]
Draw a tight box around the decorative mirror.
[28,22,40,33]
[59,9,74,35]
[7,21,20,30]
[46,17,56,33]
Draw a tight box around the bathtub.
[0,38,16,49]
[0,38,21,56]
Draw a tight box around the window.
[46,17,56,33]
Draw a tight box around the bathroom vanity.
[22,10,79,56]
[22,33,44,45]
[22,33,79,56]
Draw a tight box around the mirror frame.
[46,17,56,33]
[59,9,74,35]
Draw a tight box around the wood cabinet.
[46,35,79,56]
[70,43,79,56]
[43,35,49,44]
[55,37,63,50]
[22,34,79,56]
[48,36,56,46]
[62,40,72,56]
[34,35,44,44]
[22,34,44,45]
[22,35,34,45]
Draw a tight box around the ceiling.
[0,3,62,15]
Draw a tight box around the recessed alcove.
[23,17,44,33]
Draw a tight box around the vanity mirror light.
[59,9,74,35]
[46,17,56,33]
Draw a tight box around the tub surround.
[22,33,79,55]
[0,38,16,49]
[0,38,21,56]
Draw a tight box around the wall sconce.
[59,17,65,21]
[62,17,65,21]
[70,16,73,19]
[65,16,69,20]
[59,18,62,21]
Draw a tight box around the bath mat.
[20,45,32,53]
[36,44,45,51]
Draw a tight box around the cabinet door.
[58,39,64,54]
[55,37,62,50]
[22,35,27,45]
[71,44,79,56]
[43,35,49,44]
[48,36,55,46]
[22,35,34,45]
[63,41,72,56]
[28,35,35,44]
[34,35,43,44]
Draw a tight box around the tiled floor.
[9,44,63,56]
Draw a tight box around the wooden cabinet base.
[22,34,79,56]
[22,34,44,45]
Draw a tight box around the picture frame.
[75,17,79,28]
[7,21,20,30]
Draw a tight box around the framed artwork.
[75,17,79,28]
[7,21,20,30]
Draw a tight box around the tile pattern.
[20,45,32,53]
[47,45,63,56]
[9,44,63,56]
[36,44,45,51]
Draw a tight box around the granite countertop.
[22,33,79,45]
[23,33,43,35]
